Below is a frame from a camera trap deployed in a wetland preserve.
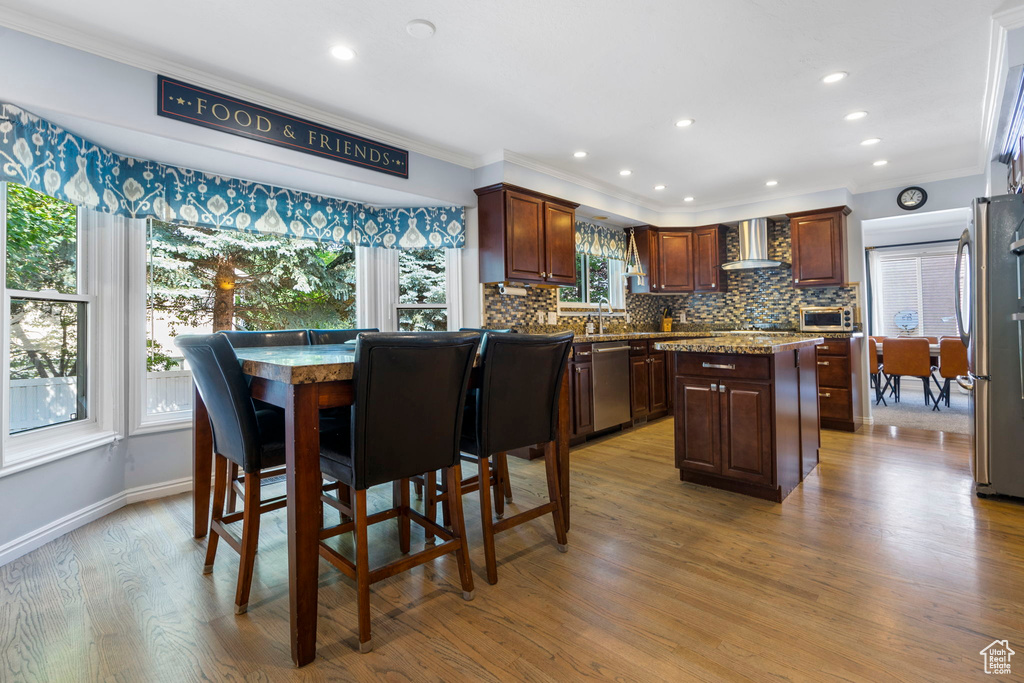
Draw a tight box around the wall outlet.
[679,311,688,323]
[547,311,557,325]
[625,313,631,324]
[537,311,546,324]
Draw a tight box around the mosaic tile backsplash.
[481,220,860,333]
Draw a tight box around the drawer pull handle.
[576,351,591,357]
[819,346,830,351]
[817,361,830,366]
[702,362,736,370]
[819,392,831,398]
[719,384,726,393]
[575,366,581,375]
[710,384,718,392]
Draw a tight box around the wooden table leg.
[557,365,570,531]
[286,382,321,667]
[192,386,213,539]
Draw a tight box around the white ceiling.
[0,0,1009,209]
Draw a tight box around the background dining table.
[190,343,572,667]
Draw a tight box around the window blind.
[870,245,959,337]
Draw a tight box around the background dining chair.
[934,338,968,409]
[459,327,512,334]
[882,337,938,408]
[175,334,293,615]
[309,328,380,344]
[317,332,480,654]
[219,329,311,347]
[433,331,573,585]
[869,337,888,406]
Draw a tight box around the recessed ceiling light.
[573,151,588,158]
[406,19,436,39]
[654,185,666,190]
[822,71,848,84]
[844,110,868,121]
[330,44,356,61]
[873,159,888,166]
[860,137,882,146]
[675,118,695,128]
[683,196,695,202]
[619,169,632,176]
[765,180,778,187]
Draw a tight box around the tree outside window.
[397,248,448,331]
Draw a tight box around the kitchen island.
[655,333,824,502]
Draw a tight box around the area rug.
[869,379,971,434]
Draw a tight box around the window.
[142,220,357,417]
[397,248,448,331]
[869,244,964,337]
[3,183,89,435]
[558,253,624,310]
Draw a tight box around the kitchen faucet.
[597,297,611,335]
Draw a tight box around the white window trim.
[868,242,958,337]
[1,197,124,475]
[359,247,463,331]
[556,255,626,314]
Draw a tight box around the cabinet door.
[544,203,576,284]
[693,227,723,292]
[648,352,667,413]
[718,381,773,485]
[797,346,821,478]
[572,362,594,436]
[675,377,719,473]
[630,356,650,417]
[657,231,694,293]
[504,191,545,282]
[791,212,844,287]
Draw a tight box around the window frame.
[868,242,960,338]
[556,253,626,314]
[358,246,462,331]
[0,184,122,474]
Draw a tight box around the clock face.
[898,186,927,210]
[894,310,919,332]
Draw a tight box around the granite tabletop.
[654,333,826,354]
[575,330,861,343]
[236,344,357,384]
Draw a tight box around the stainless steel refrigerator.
[957,193,1024,498]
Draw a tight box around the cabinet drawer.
[678,353,771,380]
[816,355,850,388]
[629,340,649,356]
[815,340,849,357]
[818,387,852,420]
[572,343,593,361]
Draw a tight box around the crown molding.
[0,9,477,169]
[849,164,984,195]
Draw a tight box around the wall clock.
[897,186,928,211]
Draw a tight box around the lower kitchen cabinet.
[569,343,594,439]
[673,347,820,502]
[629,339,670,419]
[815,336,863,432]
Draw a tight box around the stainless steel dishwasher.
[591,341,632,431]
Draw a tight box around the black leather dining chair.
[219,329,311,347]
[317,332,480,654]
[175,334,293,616]
[433,332,572,585]
[459,327,512,334]
[309,328,380,344]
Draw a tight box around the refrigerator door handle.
[954,228,970,348]
[955,374,974,391]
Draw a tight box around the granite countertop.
[573,330,862,343]
[654,333,825,354]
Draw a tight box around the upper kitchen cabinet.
[627,225,728,294]
[787,206,851,288]
[475,183,580,285]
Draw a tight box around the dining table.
[190,343,572,667]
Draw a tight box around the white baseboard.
[0,475,192,567]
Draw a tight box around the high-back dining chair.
[935,338,968,409]
[175,334,292,615]
[219,329,310,347]
[317,332,480,653]
[432,332,573,585]
[459,327,512,334]
[869,337,887,406]
[882,337,938,407]
[309,328,380,344]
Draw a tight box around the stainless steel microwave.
[799,305,854,332]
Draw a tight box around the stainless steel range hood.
[720,218,788,270]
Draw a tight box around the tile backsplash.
[481,220,860,333]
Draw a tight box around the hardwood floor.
[2,421,1023,681]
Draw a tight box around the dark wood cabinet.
[815,336,863,432]
[475,183,580,285]
[657,231,694,293]
[628,225,727,294]
[628,339,672,420]
[569,344,594,439]
[649,351,668,413]
[630,355,650,417]
[673,349,821,502]
[787,206,851,288]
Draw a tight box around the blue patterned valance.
[0,102,464,249]
[576,220,626,260]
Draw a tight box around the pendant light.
[624,227,646,285]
